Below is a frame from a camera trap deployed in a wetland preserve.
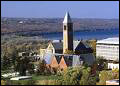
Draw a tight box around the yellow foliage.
[112,68,119,79]
[1,80,6,85]
[64,49,74,54]
[112,68,119,73]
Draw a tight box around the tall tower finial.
[63,11,72,23]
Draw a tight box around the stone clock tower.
[63,12,73,53]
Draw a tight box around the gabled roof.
[75,41,91,50]
[97,37,119,45]
[74,41,93,54]
[52,42,63,50]
[73,40,81,50]
[50,40,92,52]
[80,53,95,65]
[44,52,53,64]
[54,55,62,64]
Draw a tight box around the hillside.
[1,17,119,36]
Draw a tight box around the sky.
[1,1,119,19]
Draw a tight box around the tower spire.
[63,12,72,23]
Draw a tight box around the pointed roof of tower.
[63,12,72,23]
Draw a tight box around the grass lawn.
[32,74,60,80]
[1,74,61,85]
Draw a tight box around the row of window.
[96,54,119,58]
[96,55,118,60]
[97,52,119,56]
[96,46,119,50]
[96,50,119,54]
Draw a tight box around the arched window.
[64,25,66,30]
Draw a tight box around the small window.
[64,25,66,30]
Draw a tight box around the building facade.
[96,37,119,61]
[106,79,119,85]
[108,63,119,70]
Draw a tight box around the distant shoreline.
[1,28,119,36]
[1,17,119,36]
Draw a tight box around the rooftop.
[10,76,32,80]
[97,37,119,45]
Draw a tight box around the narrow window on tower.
[64,25,66,30]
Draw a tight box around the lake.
[42,29,119,40]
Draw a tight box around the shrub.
[97,70,114,85]
[112,68,119,79]
[79,67,91,85]
[1,80,6,85]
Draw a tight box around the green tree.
[15,56,34,76]
[96,56,107,71]
[87,75,99,85]
[2,55,11,70]
[56,66,99,85]
[56,67,82,85]
[36,60,47,75]
[79,67,91,85]
[86,40,96,57]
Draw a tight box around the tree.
[55,66,99,85]
[112,68,119,79]
[86,40,97,57]
[56,67,82,85]
[15,56,34,76]
[36,60,47,75]
[96,56,107,71]
[79,67,91,85]
[2,55,11,70]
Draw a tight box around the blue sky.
[1,1,119,19]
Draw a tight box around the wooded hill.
[1,17,119,35]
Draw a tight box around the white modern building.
[108,63,119,70]
[96,37,119,61]
[106,79,119,85]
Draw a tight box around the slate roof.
[43,52,95,66]
[63,55,73,66]
[54,54,62,64]
[73,40,80,50]
[75,41,91,50]
[74,41,93,54]
[52,42,63,50]
[44,52,53,64]
[50,40,93,54]
[80,53,95,65]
